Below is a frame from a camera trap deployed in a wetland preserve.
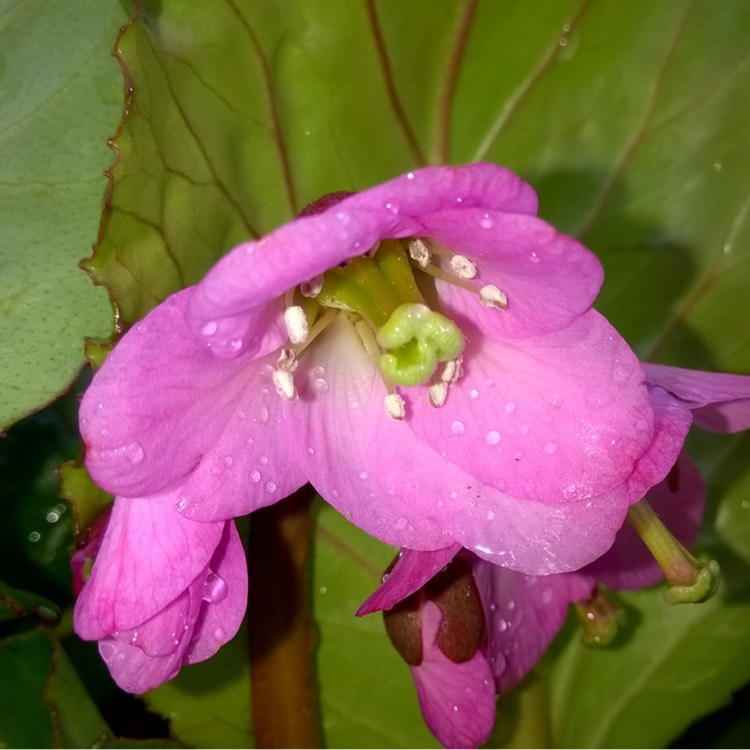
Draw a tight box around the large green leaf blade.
[0,0,124,429]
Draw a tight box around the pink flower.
[361,365,750,748]
[75,163,682,689]
[73,495,246,693]
[80,164,675,573]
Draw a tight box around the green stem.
[247,486,320,748]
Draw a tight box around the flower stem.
[626,498,720,604]
[247,486,320,747]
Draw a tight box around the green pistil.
[377,303,464,386]
[315,240,423,327]
[627,498,721,604]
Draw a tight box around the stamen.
[479,284,508,309]
[440,358,462,384]
[284,306,309,345]
[627,498,720,604]
[428,382,448,407]
[276,348,298,372]
[300,275,323,298]
[449,255,477,280]
[384,393,406,420]
[418,262,480,294]
[272,368,297,401]
[408,238,431,269]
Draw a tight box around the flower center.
[276,234,508,417]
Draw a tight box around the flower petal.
[357,546,461,616]
[426,209,602,337]
[185,522,248,664]
[74,491,223,638]
[293,316,635,574]
[81,288,305,508]
[187,164,537,355]
[472,561,593,693]
[585,451,705,590]
[411,310,655,506]
[644,363,750,433]
[410,601,495,749]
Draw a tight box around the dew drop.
[513,450,523,461]
[250,470,261,483]
[46,510,60,523]
[544,442,558,455]
[485,430,501,446]
[319,586,328,595]
[469,388,480,400]
[479,213,494,229]
[307,447,315,455]
[451,420,466,435]
[314,366,326,378]
[497,619,509,632]
[395,516,408,530]
[259,455,269,466]
[214,627,226,641]
[100,642,116,661]
[359,471,370,480]
[203,571,228,603]
[504,401,516,414]
[541,587,553,604]
[236,409,247,420]
[254,406,269,424]
[201,321,218,336]
[529,251,541,264]
[265,480,277,493]
[127,442,144,464]
[313,377,329,393]
[486,510,495,521]
[28,531,41,542]
[224,455,234,466]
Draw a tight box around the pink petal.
[97,576,204,694]
[585,451,705,590]
[357,546,461,616]
[410,601,495,749]
[644,363,750,433]
[425,209,602,337]
[410,310,655,507]
[293,315,634,574]
[74,491,223,638]
[472,562,593,693]
[185,522,248,664]
[187,164,538,354]
[80,288,305,509]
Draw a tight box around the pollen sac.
[377,303,465,387]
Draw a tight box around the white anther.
[428,382,448,407]
[284,306,309,344]
[384,393,406,420]
[276,348,298,372]
[479,284,508,309]
[408,238,432,268]
[300,275,324,298]
[449,255,477,279]
[440,358,463,384]
[272,369,297,401]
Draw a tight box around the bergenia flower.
[362,365,750,748]
[76,163,680,689]
[73,497,246,693]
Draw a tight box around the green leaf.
[0,630,54,748]
[312,502,439,749]
[46,636,112,748]
[59,460,113,535]
[0,0,126,430]
[0,579,60,624]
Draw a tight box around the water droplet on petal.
[359,471,370,480]
[486,510,495,521]
[313,377,329,393]
[250,470,261,483]
[541,587,553,604]
[544,442,558,455]
[469,388,480,400]
[479,213,494,229]
[201,321,218,336]
[451,420,465,435]
[504,401,516,414]
[203,571,228,603]
[214,627,226,641]
[265,480,277,493]
[395,516,408,530]
[497,619,509,632]
[100,643,115,661]
[259,456,269,466]
[485,430,501,446]
[126,443,144,464]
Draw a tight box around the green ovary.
[377,303,464,386]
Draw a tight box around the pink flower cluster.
[73,164,750,745]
